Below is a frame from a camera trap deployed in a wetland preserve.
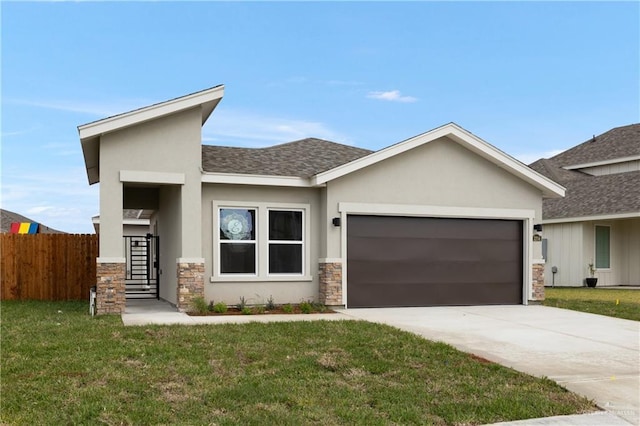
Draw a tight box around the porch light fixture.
[332,217,341,227]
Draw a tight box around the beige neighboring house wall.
[544,218,640,287]
[530,124,640,287]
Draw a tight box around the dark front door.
[347,215,523,308]
[124,234,159,299]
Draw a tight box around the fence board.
[0,234,98,301]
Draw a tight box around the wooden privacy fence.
[1,234,98,301]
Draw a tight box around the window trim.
[267,208,305,276]
[594,224,611,271]
[211,201,312,282]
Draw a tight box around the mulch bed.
[187,306,336,316]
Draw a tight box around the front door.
[124,234,160,299]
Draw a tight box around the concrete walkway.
[122,301,638,425]
[339,306,639,425]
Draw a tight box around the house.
[529,124,640,287]
[0,209,65,234]
[78,85,564,315]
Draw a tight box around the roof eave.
[312,123,566,198]
[78,85,224,185]
[542,211,640,224]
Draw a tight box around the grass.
[1,301,596,425]
[544,287,640,321]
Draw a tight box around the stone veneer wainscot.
[532,263,545,301]
[319,260,343,306]
[96,260,126,315]
[177,260,205,312]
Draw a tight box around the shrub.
[299,300,313,314]
[236,296,247,311]
[208,301,215,312]
[241,307,252,315]
[282,303,294,314]
[213,302,228,314]
[253,305,265,314]
[266,295,276,311]
[312,302,328,313]
[191,297,209,315]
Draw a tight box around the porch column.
[175,176,204,311]
[96,179,126,315]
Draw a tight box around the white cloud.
[367,90,417,103]
[7,97,151,118]
[203,109,352,147]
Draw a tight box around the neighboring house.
[78,85,564,314]
[0,209,65,234]
[529,124,640,287]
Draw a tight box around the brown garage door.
[347,215,523,308]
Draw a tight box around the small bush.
[236,296,247,311]
[208,301,215,312]
[282,303,294,314]
[213,302,228,314]
[253,305,265,314]
[241,307,252,315]
[299,300,313,314]
[313,302,328,313]
[191,297,209,315]
[266,295,276,311]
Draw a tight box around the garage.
[346,215,523,308]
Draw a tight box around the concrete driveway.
[339,305,639,425]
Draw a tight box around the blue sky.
[2,1,638,234]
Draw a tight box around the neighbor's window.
[595,225,610,269]
[219,208,256,274]
[268,210,303,274]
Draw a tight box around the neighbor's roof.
[0,209,65,234]
[529,123,640,221]
[551,123,640,168]
[202,138,373,178]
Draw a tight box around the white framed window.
[212,201,311,282]
[219,208,257,275]
[268,209,304,275]
[595,225,610,269]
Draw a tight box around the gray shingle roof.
[551,123,640,166]
[202,138,373,178]
[529,123,640,220]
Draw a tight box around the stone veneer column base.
[96,259,126,315]
[319,260,343,306]
[177,259,205,312]
[532,263,545,301]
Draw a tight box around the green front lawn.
[1,301,595,425]
[544,288,640,321]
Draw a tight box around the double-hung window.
[219,208,256,274]
[215,203,308,280]
[268,209,303,274]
